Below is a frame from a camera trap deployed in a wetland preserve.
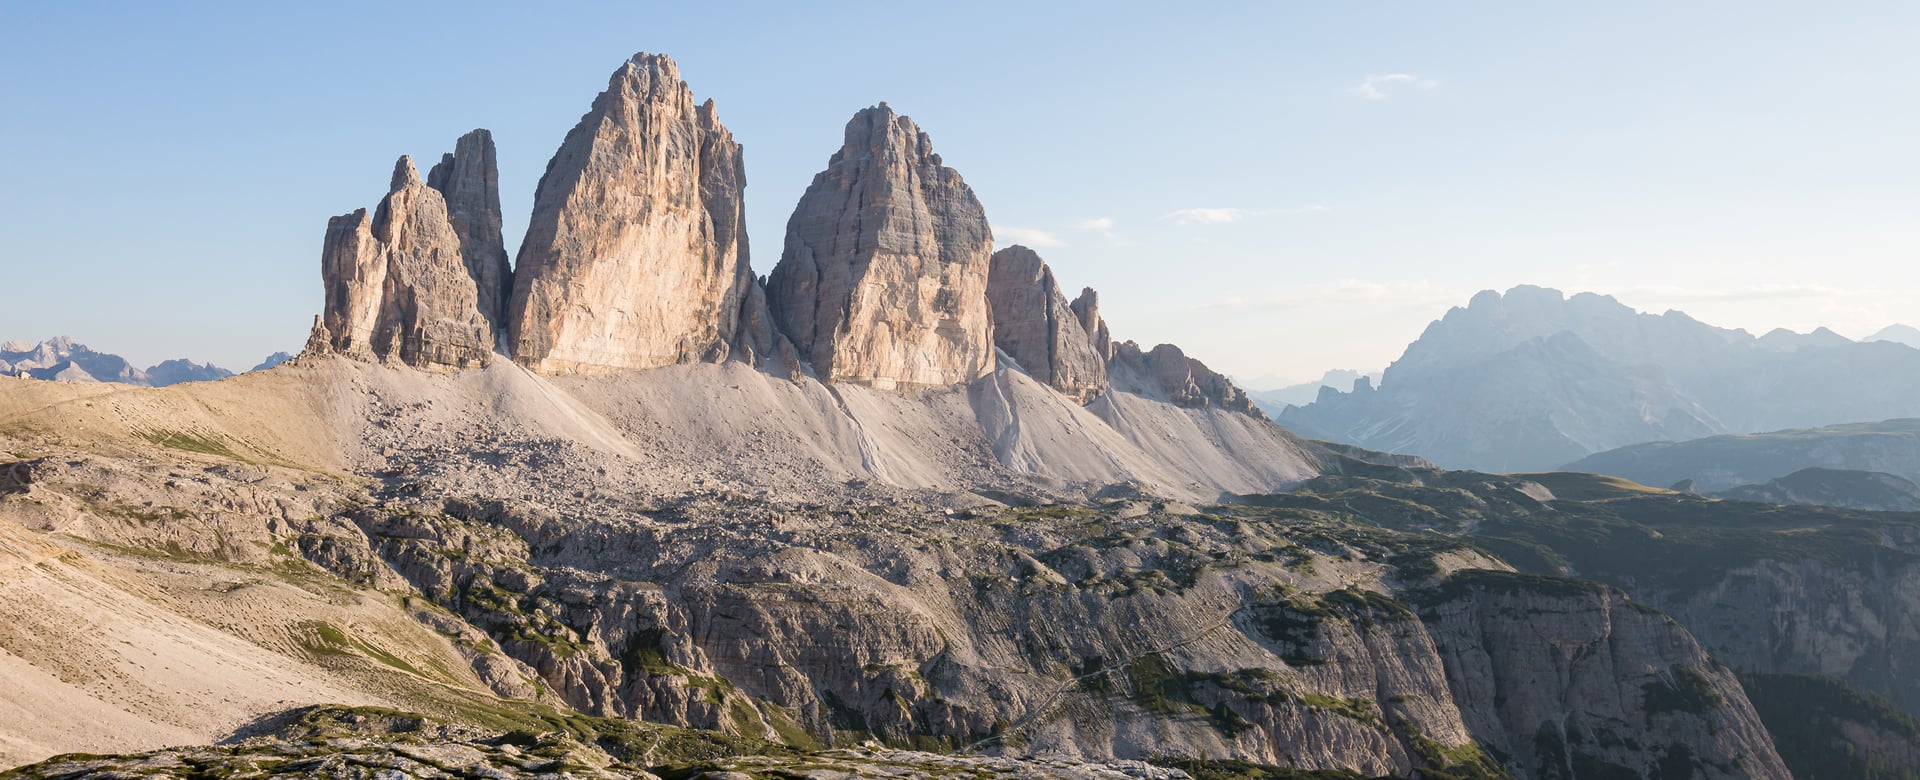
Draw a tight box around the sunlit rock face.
[766,103,996,391]
[506,53,758,375]
[317,153,495,371]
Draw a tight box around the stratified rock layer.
[766,104,995,390]
[317,155,494,370]
[986,246,1106,403]
[426,129,511,335]
[506,53,756,375]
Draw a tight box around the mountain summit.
[1282,285,1920,471]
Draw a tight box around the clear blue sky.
[3,2,1916,385]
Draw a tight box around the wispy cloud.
[1163,205,1329,225]
[1201,279,1466,312]
[1350,73,1438,100]
[1607,283,1856,304]
[993,225,1065,248]
[1072,216,1130,245]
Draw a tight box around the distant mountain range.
[1564,418,1920,493]
[1714,467,1920,513]
[1279,286,1920,471]
[0,337,287,387]
[1244,369,1381,415]
[1869,323,1920,349]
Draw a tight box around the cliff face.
[317,154,495,370]
[766,104,996,391]
[986,246,1107,403]
[1419,573,1783,779]
[426,129,511,336]
[505,53,758,374]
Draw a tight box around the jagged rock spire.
[765,103,995,390]
[505,52,759,374]
[987,246,1107,403]
[426,129,511,335]
[315,148,496,371]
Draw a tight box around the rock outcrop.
[506,53,758,375]
[1068,288,1114,360]
[1110,341,1262,416]
[426,129,511,335]
[986,246,1106,403]
[316,155,495,370]
[766,104,995,390]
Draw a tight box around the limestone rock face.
[1111,341,1262,417]
[506,53,756,375]
[426,129,511,334]
[986,246,1106,403]
[766,104,995,390]
[1069,287,1114,360]
[317,156,494,370]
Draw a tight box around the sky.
[2,2,1916,387]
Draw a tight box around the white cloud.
[1199,279,1467,311]
[1167,207,1248,225]
[993,225,1065,248]
[1350,73,1438,100]
[1163,205,1329,225]
[1071,216,1130,245]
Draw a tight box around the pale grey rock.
[1109,341,1262,417]
[766,103,995,390]
[506,53,757,375]
[316,155,495,370]
[986,245,1106,403]
[1069,287,1114,361]
[426,129,511,335]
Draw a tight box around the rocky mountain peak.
[388,155,422,192]
[1068,287,1114,360]
[313,138,497,370]
[986,245,1107,403]
[505,51,759,375]
[426,129,511,335]
[765,104,995,390]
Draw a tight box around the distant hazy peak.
[1868,324,1920,349]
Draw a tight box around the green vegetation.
[294,621,448,682]
[1252,469,1920,602]
[1740,672,1920,780]
[1641,666,1722,716]
[138,428,247,461]
[1146,756,1381,780]
[1400,729,1513,780]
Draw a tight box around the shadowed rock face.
[506,53,757,375]
[766,103,995,391]
[1069,287,1114,361]
[426,129,511,335]
[318,155,494,370]
[987,246,1106,403]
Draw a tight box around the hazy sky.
[3,2,1916,386]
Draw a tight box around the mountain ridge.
[1281,285,1920,471]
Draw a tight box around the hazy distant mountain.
[250,352,295,371]
[1869,324,1920,349]
[1563,418,1920,493]
[1715,467,1920,512]
[1280,286,1920,471]
[1245,368,1381,414]
[144,359,234,386]
[1,337,233,387]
